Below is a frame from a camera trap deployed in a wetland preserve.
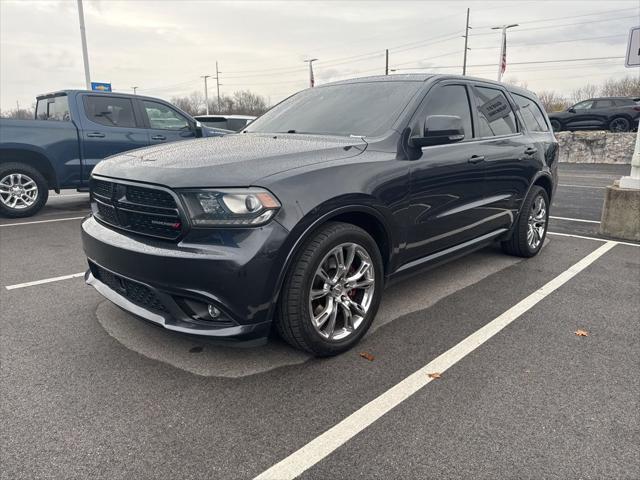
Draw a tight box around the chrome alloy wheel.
[0,173,38,210]
[308,242,375,341]
[527,194,547,250]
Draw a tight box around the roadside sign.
[91,82,112,92]
[625,26,640,67]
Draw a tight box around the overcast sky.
[1,0,638,111]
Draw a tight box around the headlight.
[180,188,281,227]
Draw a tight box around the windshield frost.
[245,81,422,137]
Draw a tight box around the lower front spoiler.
[85,269,271,345]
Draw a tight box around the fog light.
[207,304,221,319]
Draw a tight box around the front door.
[140,100,197,145]
[403,83,490,263]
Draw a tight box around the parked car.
[194,114,256,131]
[82,74,558,356]
[0,90,225,218]
[547,97,640,133]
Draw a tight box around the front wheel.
[550,119,562,132]
[502,186,549,258]
[276,222,383,356]
[0,163,49,218]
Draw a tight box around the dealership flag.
[500,34,507,75]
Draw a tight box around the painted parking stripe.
[550,215,600,224]
[548,231,639,247]
[0,216,85,227]
[5,272,85,290]
[558,184,606,189]
[253,241,617,480]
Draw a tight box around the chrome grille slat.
[90,178,183,240]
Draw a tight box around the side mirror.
[567,108,576,113]
[410,115,465,148]
[194,120,203,138]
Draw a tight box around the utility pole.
[77,0,91,89]
[385,49,389,75]
[131,86,138,95]
[462,8,471,75]
[304,59,318,87]
[491,23,518,82]
[201,75,211,115]
[215,61,221,111]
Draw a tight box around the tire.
[549,119,562,132]
[502,186,549,258]
[609,117,631,133]
[0,162,49,218]
[276,222,384,356]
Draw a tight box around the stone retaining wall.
[556,131,636,164]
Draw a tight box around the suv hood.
[92,133,367,188]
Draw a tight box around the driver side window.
[143,101,190,130]
[573,100,594,110]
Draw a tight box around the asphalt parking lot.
[1,163,638,479]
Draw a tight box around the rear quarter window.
[36,95,70,121]
[513,93,549,133]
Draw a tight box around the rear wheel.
[0,162,48,218]
[276,222,383,356]
[550,119,562,132]
[502,186,549,258]
[609,117,630,133]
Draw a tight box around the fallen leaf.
[359,351,375,361]
[428,372,442,379]
[575,329,589,337]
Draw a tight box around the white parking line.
[0,216,85,227]
[253,241,617,480]
[548,231,639,247]
[5,272,85,290]
[558,184,606,189]
[550,215,600,224]
[49,193,89,199]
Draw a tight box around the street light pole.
[77,0,91,89]
[215,61,221,111]
[491,23,518,82]
[201,75,211,115]
[304,59,318,87]
[131,86,138,95]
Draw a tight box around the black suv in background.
[82,74,558,356]
[548,96,640,132]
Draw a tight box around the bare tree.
[599,76,640,97]
[172,90,269,116]
[230,90,268,116]
[0,106,35,119]
[570,84,598,103]
[536,91,570,112]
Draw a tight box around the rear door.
[591,99,616,129]
[78,94,148,182]
[470,84,540,232]
[403,81,490,262]
[140,100,197,145]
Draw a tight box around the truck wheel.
[502,186,549,258]
[276,222,383,356]
[0,163,49,218]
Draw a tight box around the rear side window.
[594,100,614,108]
[36,95,70,121]
[614,98,635,106]
[473,86,518,137]
[421,84,473,140]
[226,118,250,131]
[143,101,190,130]
[84,96,137,128]
[513,93,549,132]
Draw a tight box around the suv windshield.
[245,81,422,137]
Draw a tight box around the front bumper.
[82,215,290,341]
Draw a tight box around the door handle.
[524,147,538,155]
[468,155,485,164]
[151,135,166,141]
[86,132,105,138]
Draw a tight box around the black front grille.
[90,263,167,313]
[90,178,183,240]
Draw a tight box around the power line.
[471,14,638,36]
[470,34,627,50]
[472,7,638,29]
[392,56,626,71]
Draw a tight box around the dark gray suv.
[82,74,558,356]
